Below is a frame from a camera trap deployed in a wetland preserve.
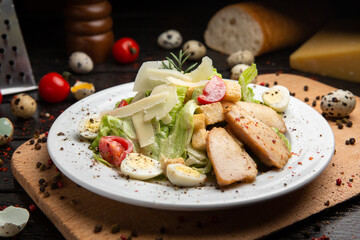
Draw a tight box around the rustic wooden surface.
[1,0,360,239]
[10,74,360,240]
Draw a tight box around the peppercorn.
[312,100,316,107]
[345,140,350,145]
[131,229,138,237]
[51,182,58,190]
[39,185,45,192]
[304,97,309,102]
[336,178,342,186]
[337,124,343,129]
[346,121,353,127]
[93,224,103,233]
[316,96,320,100]
[110,223,120,234]
[265,83,269,87]
[324,200,330,206]
[349,138,356,145]
[38,178,45,185]
[36,162,42,168]
[57,181,64,188]
[40,164,47,171]
[34,143,41,150]
[304,85,309,91]
[43,191,50,198]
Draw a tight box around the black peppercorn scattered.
[346,121,353,127]
[304,97,309,102]
[39,185,45,192]
[110,224,120,234]
[36,162,42,168]
[349,138,356,145]
[43,191,50,198]
[314,222,321,231]
[131,229,138,237]
[93,224,103,233]
[38,178,45,185]
[304,85,309,91]
[34,143,41,150]
[324,200,330,206]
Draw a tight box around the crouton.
[161,157,185,174]
[223,80,242,102]
[192,128,208,151]
[185,86,197,102]
[193,113,206,130]
[196,102,225,125]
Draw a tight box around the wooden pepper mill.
[63,0,114,63]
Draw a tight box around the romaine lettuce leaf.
[159,99,198,159]
[239,63,261,103]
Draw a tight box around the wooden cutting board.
[11,73,360,240]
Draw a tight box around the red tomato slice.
[197,75,226,104]
[117,99,128,108]
[99,136,133,167]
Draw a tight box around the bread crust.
[204,1,333,56]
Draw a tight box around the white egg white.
[77,114,101,139]
[262,85,290,112]
[121,153,163,180]
[166,163,207,187]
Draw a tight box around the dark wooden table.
[1,1,360,239]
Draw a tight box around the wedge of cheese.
[290,18,360,83]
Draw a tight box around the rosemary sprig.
[162,50,198,73]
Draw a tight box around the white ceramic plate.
[47,82,335,211]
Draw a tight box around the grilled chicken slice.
[235,101,287,133]
[207,127,258,186]
[222,102,291,168]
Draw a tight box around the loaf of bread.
[204,1,334,56]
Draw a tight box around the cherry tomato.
[197,75,226,104]
[99,136,133,167]
[117,99,128,108]
[0,89,2,104]
[38,72,70,103]
[112,37,140,64]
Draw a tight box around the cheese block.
[290,18,360,83]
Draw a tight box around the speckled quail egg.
[121,153,163,180]
[10,93,37,119]
[227,49,254,67]
[230,63,250,80]
[68,51,94,74]
[320,89,356,117]
[0,206,29,237]
[182,40,207,60]
[71,81,95,100]
[157,29,182,50]
[166,163,207,187]
[0,118,13,146]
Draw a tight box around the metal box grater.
[0,0,38,95]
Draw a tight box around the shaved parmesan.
[166,76,208,87]
[100,92,169,118]
[147,67,193,83]
[160,114,172,124]
[187,56,214,81]
[132,111,155,147]
[133,61,167,92]
[144,84,178,121]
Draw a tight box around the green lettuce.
[185,145,212,174]
[272,127,291,151]
[162,86,188,127]
[159,99,198,159]
[239,63,261,103]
